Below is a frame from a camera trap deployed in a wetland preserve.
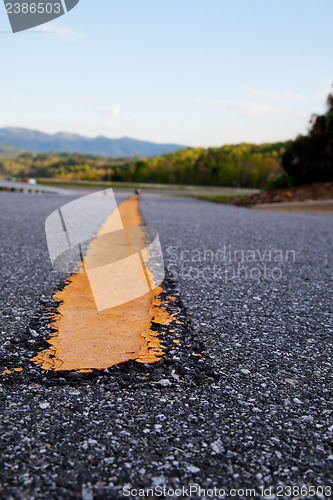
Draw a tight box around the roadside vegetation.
[0,142,288,189]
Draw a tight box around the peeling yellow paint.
[32,195,175,371]
[1,368,23,375]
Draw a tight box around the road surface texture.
[0,191,332,499]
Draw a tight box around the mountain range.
[0,127,186,157]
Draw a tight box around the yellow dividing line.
[32,196,175,372]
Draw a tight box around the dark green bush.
[265,174,293,190]
[282,93,333,185]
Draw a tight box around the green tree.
[282,91,333,184]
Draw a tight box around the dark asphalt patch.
[1,272,215,389]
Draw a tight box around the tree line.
[0,142,288,188]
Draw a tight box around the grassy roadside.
[35,178,260,195]
[36,179,143,190]
[190,182,333,212]
[37,178,214,191]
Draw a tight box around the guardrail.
[0,180,68,195]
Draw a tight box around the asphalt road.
[0,191,332,499]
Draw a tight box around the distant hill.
[0,142,26,156]
[0,127,186,157]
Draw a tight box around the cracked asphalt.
[0,191,333,500]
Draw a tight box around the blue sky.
[0,0,332,147]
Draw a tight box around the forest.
[0,142,289,189]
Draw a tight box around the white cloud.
[314,92,330,99]
[319,78,333,85]
[198,99,308,122]
[59,122,120,137]
[111,105,121,117]
[101,106,121,117]
[314,80,333,99]
[79,96,99,103]
[33,25,83,40]
[243,87,305,101]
